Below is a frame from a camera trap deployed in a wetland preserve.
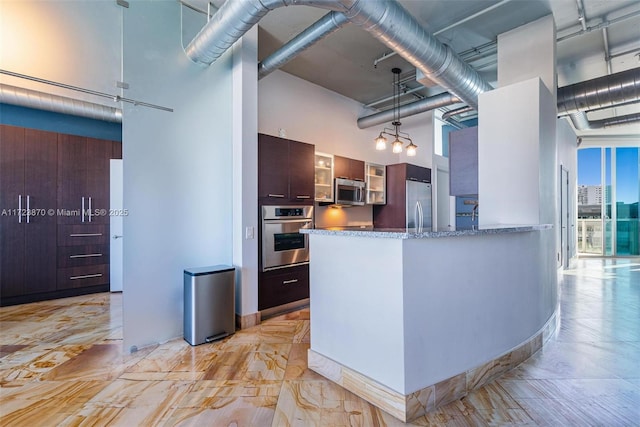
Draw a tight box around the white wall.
[258,70,434,168]
[122,2,234,349]
[232,27,259,317]
[0,1,122,106]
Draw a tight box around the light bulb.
[406,142,417,156]
[375,134,387,150]
[392,139,403,153]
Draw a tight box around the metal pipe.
[570,111,640,130]
[442,105,474,121]
[1,83,122,123]
[364,86,424,109]
[557,8,640,43]
[186,0,492,109]
[557,67,640,115]
[357,92,460,129]
[602,27,612,75]
[258,11,349,79]
[575,0,588,32]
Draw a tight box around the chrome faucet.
[464,200,479,222]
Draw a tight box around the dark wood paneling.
[0,125,26,297]
[57,245,109,268]
[289,140,314,201]
[86,138,112,224]
[57,224,108,246]
[112,141,122,159]
[258,134,289,200]
[23,129,58,295]
[57,264,109,290]
[334,155,365,181]
[351,159,365,181]
[373,163,407,228]
[57,134,87,224]
[333,155,350,179]
[258,264,309,311]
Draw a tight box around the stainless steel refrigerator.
[406,180,432,231]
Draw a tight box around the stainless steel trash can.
[184,265,235,346]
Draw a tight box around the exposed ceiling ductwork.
[0,84,122,123]
[357,92,459,129]
[185,0,493,110]
[557,67,640,116]
[358,67,640,130]
[258,11,349,80]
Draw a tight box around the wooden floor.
[1,258,639,426]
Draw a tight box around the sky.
[578,147,639,204]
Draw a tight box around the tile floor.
[0,257,639,426]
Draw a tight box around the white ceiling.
[194,0,640,136]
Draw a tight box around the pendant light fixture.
[374,68,417,156]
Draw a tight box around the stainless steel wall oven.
[261,205,313,272]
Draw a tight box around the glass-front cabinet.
[366,162,386,204]
[315,152,334,202]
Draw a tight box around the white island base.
[302,225,558,422]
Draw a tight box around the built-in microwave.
[335,178,366,206]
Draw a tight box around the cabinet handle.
[113,235,123,239]
[283,279,298,285]
[69,253,103,259]
[88,197,92,222]
[422,180,429,183]
[296,195,311,199]
[70,233,103,237]
[26,195,30,224]
[82,197,85,223]
[69,273,102,280]
[268,194,285,198]
[18,195,22,224]
[408,177,418,181]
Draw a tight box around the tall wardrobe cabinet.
[0,124,121,306]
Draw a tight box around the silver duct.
[557,67,640,115]
[570,111,640,130]
[357,92,459,129]
[258,11,349,80]
[0,84,122,123]
[442,105,474,121]
[185,0,492,109]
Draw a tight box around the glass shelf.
[365,162,386,205]
[315,152,334,202]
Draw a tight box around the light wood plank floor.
[1,258,639,426]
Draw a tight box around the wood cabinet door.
[406,163,431,183]
[258,134,289,200]
[57,134,87,224]
[86,138,112,224]
[333,155,350,179]
[0,125,26,297]
[350,159,365,181]
[23,129,57,294]
[288,140,314,201]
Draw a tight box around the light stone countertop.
[301,224,552,239]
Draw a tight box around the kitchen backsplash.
[314,204,373,228]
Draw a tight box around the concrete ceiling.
[189,0,640,136]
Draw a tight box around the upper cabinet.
[449,126,478,196]
[258,133,314,203]
[365,162,386,205]
[334,155,365,181]
[405,163,431,183]
[314,152,334,202]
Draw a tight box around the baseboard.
[235,311,261,330]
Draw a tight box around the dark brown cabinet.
[259,264,309,311]
[57,135,111,225]
[258,133,314,203]
[373,163,431,228]
[334,155,365,181]
[0,126,57,300]
[1,124,117,306]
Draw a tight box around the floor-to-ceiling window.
[578,146,640,256]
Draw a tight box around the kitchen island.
[300,224,558,422]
